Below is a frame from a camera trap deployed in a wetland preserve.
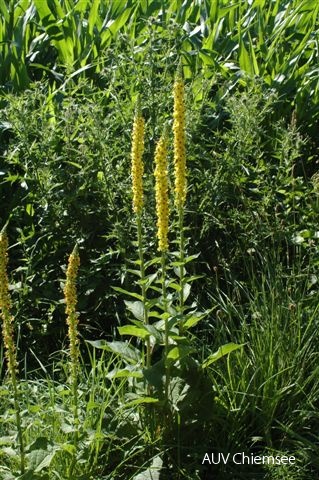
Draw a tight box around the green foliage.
[1,2,319,478]
[189,82,318,288]
[1,0,319,133]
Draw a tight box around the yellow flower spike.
[131,97,145,214]
[154,130,169,252]
[0,231,18,378]
[173,64,187,207]
[64,244,80,381]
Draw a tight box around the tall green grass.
[203,252,319,479]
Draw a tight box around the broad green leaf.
[27,437,51,452]
[107,366,143,379]
[118,325,150,340]
[143,360,165,389]
[34,451,57,473]
[166,345,193,365]
[133,455,163,480]
[202,343,244,369]
[87,0,100,35]
[144,257,161,269]
[112,286,143,301]
[183,313,205,329]
[239,40,254,75]
[124,300,145,321]
[107,340,141,364]
[86,340,141,363]
[124,396,159,408]
[248,31,259,75]
[0,0,9,22]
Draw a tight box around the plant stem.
[178,205,185,335]
[12,371,25,474]
[161,252,170,404]
[68,372,79,479]
[137,213,151,370]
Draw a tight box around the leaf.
[107,366,143,379]
[86,339,109,349]
[2,447,17,458]
[64,161,82,169]
[133,455,163,480]
[27,437,51,452]
[202,343,244,369]
[86,339,141,363]
[183,312,206,329]
[124,396,159,408]
[124,300,145,321]
[34,451,57,473]
[183,283,191,302]
[143,360,165,389]
[239,40,254,76]
[27,437,57,473]
[17,471,43,480]
[144,257,162,269]
[118,325,150,340]
[26,204,34,216]
[112,286,143,301]
[166,345,194,365]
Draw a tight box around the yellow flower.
[173,70,187,207]
[131,100,145,214]
[64,245,80,380]
[154,134,169,252]
[0,232,18,377]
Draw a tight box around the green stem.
[161,253,170,404]
[68,362,79,478]
[137,213,151,370]
[178,205,185,334]
[11,370,25,475]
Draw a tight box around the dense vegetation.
[1,1,319,479]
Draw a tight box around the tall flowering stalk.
[154,130,170,402]
[173,64,187,333]
[154,132,169,253]
[131,97,145,216]
[0,230,25,475]
[64,244,80,476]
[130,99,151,370]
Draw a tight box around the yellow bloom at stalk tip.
[173,66,187,207]
[64,245,80,380]
[131,98,145,214]
[0,231,18,377]
[154,132,169,252]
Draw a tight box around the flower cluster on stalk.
[131,101,145,214]
[154,134,169,252]
[64,246,80,381]
[173,71,187,207]
[0,232,18,377]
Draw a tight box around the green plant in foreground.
[87,75,243,477]
[0,228,25,476]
